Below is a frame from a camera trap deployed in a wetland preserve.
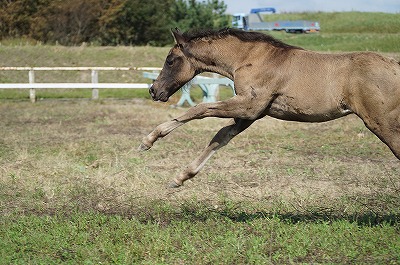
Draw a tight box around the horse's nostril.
[149,86,155,97]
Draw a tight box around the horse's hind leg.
[364,115,400,160]
[356,101,400,160]
[383,112,400,159]
[364,122,400,160]
[171,118,255,187]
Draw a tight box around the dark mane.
[182,28,302,50]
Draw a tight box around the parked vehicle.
[232,7,320,33]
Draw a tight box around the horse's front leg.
[171,118,255,187]
[139,95,267,151]
[139,119,185,151]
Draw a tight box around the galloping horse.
[140,28,400,187]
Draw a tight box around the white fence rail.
[0,66,161,102]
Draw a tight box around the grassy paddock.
[1,100,399,263]
[1,11,400,263]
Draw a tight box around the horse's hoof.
[169,181,182,188]
[138,142,151,152]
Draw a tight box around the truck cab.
[232,13,247,30]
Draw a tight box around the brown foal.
[140,28,400,187]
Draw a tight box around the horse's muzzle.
[149,85,168,102]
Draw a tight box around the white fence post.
[212,73,220,100]
[29,69,36,103]
[91,70,99,100]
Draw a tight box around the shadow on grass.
[173,205,399,227]
[2,192,399,227]
[220,210,400,227]
[122,199,400,227]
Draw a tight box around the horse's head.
[149,29,198,102]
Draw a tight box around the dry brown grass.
[1,99,399,217]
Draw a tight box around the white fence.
[142,71,234,106]
[0,66,162,102]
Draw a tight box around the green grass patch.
[0,86,235,102]
[1,202,399,264]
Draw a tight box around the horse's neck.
[190,39,277,79]
[190,40,241,79]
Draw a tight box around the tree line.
[0,0,230,46]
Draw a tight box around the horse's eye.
[167,59,174,66]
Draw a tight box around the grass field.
[265,11,400,52]
[1,11,400,264]
[1,100,399,263]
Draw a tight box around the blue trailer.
[232,8,320,33]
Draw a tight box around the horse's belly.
[265,95,352,122]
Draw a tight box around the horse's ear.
[171,28,186,46]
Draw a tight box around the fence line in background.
[0,66,162,71]
[0,67,162,102]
